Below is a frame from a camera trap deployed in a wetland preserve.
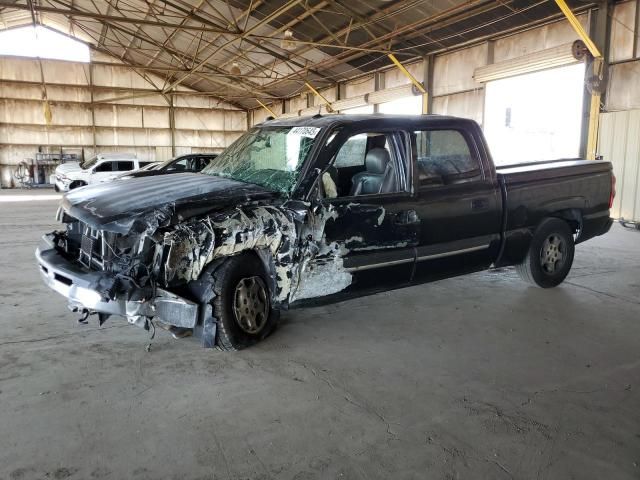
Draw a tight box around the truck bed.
[496,158,611,181]
[495,158,613,266]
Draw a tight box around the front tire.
[211,253,279,351]
[69,180,87,190]
[516,218,575,288]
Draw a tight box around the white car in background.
[54,153,147,192]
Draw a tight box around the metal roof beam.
[0,0,235,32]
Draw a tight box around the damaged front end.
[35,201,308,346]
[37,208,200,333]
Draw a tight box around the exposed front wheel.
[211,253,279,351]
[515,218,575,288]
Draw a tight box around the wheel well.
[69,180,87,189]
[245,249,278,300]
[550,209,582,235]
[215,250,278,302]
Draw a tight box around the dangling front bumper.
[35,234,199,328]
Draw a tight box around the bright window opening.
[483,63,585,165]
[379,95,422,115]
[0,26,90,62]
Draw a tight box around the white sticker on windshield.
[289,126,321,138]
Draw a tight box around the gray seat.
[349,148,397,196]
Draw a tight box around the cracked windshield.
[201,126,320,193]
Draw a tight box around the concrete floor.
[1,189,639,480]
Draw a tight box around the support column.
[89,63,97,153]
[373,72,385,113]
[574,1,612,159]
[169,94,176,157]
[633,0,639,58]
[422,55,434,114]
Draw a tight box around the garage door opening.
[483,63,585,165]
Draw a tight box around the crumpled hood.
[55,162,83,176]
[61,173,278,234]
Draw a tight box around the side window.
[94,161,113,172]
[166,158,188,172]
[196,157,212,171]
[414,129,481,187]
[116,161,134,171]
[334,134,367,168]
[322,132,408,198]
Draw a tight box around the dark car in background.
[118,153,218,179]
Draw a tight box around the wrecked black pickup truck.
[36,114,615,350]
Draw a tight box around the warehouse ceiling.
[0,0,593,109]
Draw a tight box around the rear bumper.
[577,212,613,244]
[35,235,198,328]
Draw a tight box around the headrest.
[365,148,391,174]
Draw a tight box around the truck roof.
[259,113,476,129]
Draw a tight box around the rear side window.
[414,130,481,186]
[166,159,188,172]
[94,162,113,172]
[334,134,367,168]
[116,161,134,171]
[195,157,211,171]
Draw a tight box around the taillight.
[609,173,616,209]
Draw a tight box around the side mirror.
[90,169,96,174]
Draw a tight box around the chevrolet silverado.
[36,114,615,350]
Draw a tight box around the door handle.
[471,198,489,211]
[394,210,419,225]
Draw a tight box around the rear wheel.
[516,218,575,288]
[211,253,279,351]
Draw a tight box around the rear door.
[410,124,502,282]
[115,160,135,173]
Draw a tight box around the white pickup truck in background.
[54,153,146,192]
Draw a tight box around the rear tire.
[211,253,279,351]
[516,218,575,288]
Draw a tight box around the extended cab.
[37,115,614,350]
[54,153,144,192]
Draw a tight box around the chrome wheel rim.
[539,234,566,274]
[233,276,269,335]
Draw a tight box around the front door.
[91,161,116,184]
[291,127,420,304]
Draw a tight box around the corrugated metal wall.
[598,110,640,222]
[0,53,247,187]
